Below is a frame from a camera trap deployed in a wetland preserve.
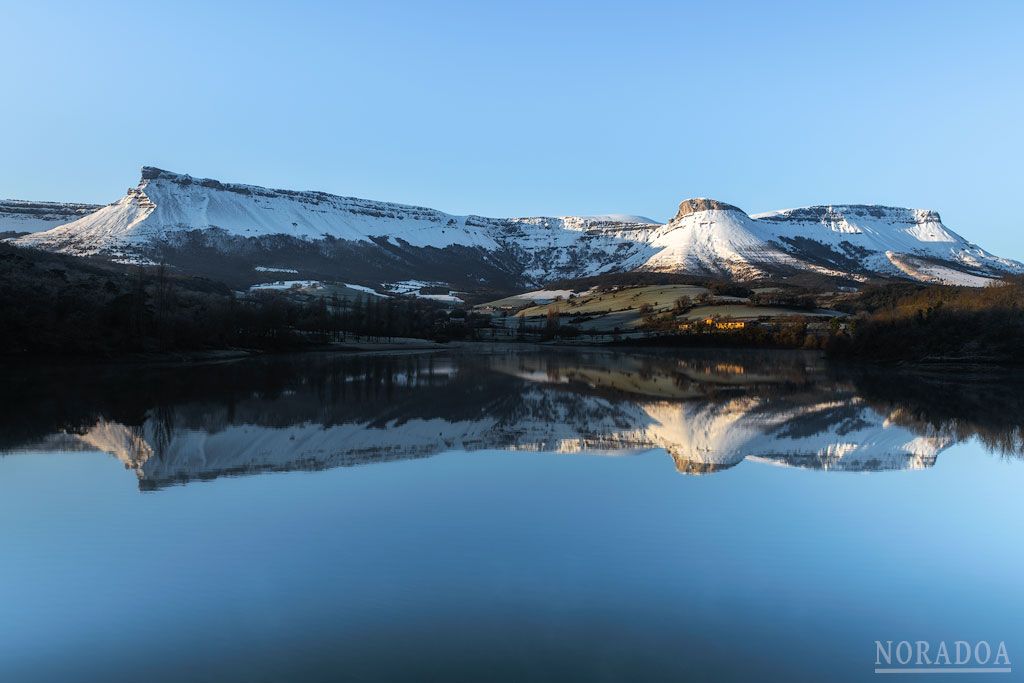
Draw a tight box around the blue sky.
[3,0,1022,257]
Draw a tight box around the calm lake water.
[1,348,1022,682]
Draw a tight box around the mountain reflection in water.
[2,348,1021,489]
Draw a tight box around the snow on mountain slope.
[12,167,1022,287]
[584,214,658,224]
[643,200,806,279]
[13,167,663,288]
[751,204,1021,281]
[0,199,102,234]
[495,214,660,282]
[16,167,504,250]
[641,199,1022,281]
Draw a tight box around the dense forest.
[826,278,1024,363]
[0,244,483,356]
[627,278,1024,364]
[3,241,1022,363]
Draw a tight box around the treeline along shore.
[1,242,1022,364]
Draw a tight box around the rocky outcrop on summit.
[11,167,1022,288]
[671,198,745,221]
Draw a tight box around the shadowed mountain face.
[2,349,1021,490]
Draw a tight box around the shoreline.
[2,338,1022,372]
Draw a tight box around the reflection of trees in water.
[0,353,520,450]
[1,350,1022,458]
[149,404,175,461]
[848,367,1024,456]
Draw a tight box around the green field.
[488,284,844,333]
[514,285,712,317]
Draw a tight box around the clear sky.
[2,0,1022,257]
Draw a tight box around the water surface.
[1,348,1022,681]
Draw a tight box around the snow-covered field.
[382,280,463,303]
[416,293,464,304]
[886,253,999,286]
[384,280,448,294]
[249,280,322,291]
[482,288,588,308]
[915,265,995,287]
[255,266,299,274]
[343,283,388,297]
[515,289,577,301]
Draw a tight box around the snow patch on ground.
[384,280,448,294]
[249,280,322,291]
[255,266,299,274]
[886,252,1000,286]
[382,279,461,302]
[516,289,576,301]
[916,265,996,287]
[343,283,388,297]
[416,293,464,303]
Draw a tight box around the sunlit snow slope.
[0,200,102,234]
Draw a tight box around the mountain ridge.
[10,166,1022,291]
[0,199,103,235]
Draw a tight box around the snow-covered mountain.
[0,199,101,235]
[641,199,1022,285]
[11,167,1021,288]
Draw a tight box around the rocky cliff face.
[10,167,1022,288]
[671,198,745,220]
